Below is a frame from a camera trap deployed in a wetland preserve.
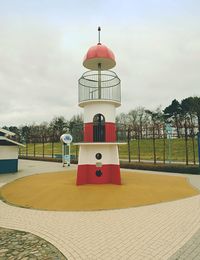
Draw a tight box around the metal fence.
[19,124,200,165]
[123,124,199,165]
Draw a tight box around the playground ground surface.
[0,169,199,211]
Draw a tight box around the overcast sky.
[0,0,200,126]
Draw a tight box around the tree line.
[116,96,200,139]
[2,96,200,143]
[3,115,83,143]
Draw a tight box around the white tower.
[76,27,121,185]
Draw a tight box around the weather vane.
[98,26,101,44]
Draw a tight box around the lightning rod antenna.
[98,26,101,44]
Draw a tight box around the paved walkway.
[0,160,200,259]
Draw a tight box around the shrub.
[120,161,200,175]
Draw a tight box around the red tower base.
[76,164,121,185]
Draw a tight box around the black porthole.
[95,153,102,160]
[96,170,102,177]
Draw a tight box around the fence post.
[163,133,166,164]
[198,132,200,167]
[192,133,196,165]
[127,127,131,163]
[137,128,140,163]
[152,125,156,164]
[52,141,54,158]
[184,123,188,165]
[42,137,45,158]
[26,141,28,157]
[34,142,36,157]
[76,145,78,159]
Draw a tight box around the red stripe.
[84,122,116,142]
[76,164,121,185]
[105,123,116,142]
[84,123,93,142]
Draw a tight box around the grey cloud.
[0,19,200,126]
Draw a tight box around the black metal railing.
[18,124,200,165]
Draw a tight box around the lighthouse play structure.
[76,27,122,185]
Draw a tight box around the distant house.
[0,128,24,173]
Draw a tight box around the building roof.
[0,136,25,147]
[0,128,16,137]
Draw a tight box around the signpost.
[60,134,73,167]
[165,124,172,164]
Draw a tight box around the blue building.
[0,128,24,173]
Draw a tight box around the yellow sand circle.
[1,171,199,211]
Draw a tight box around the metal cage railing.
[78,70,121,104]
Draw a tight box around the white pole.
[62,143,64,167]
[68,144,71,166]
[98,63,101,99]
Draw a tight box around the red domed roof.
[83,44,116,70]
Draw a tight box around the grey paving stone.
[0,227,67,260]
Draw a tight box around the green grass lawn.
[20,143,78,158]
[118,138,198,163]
[19,138,198,163]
